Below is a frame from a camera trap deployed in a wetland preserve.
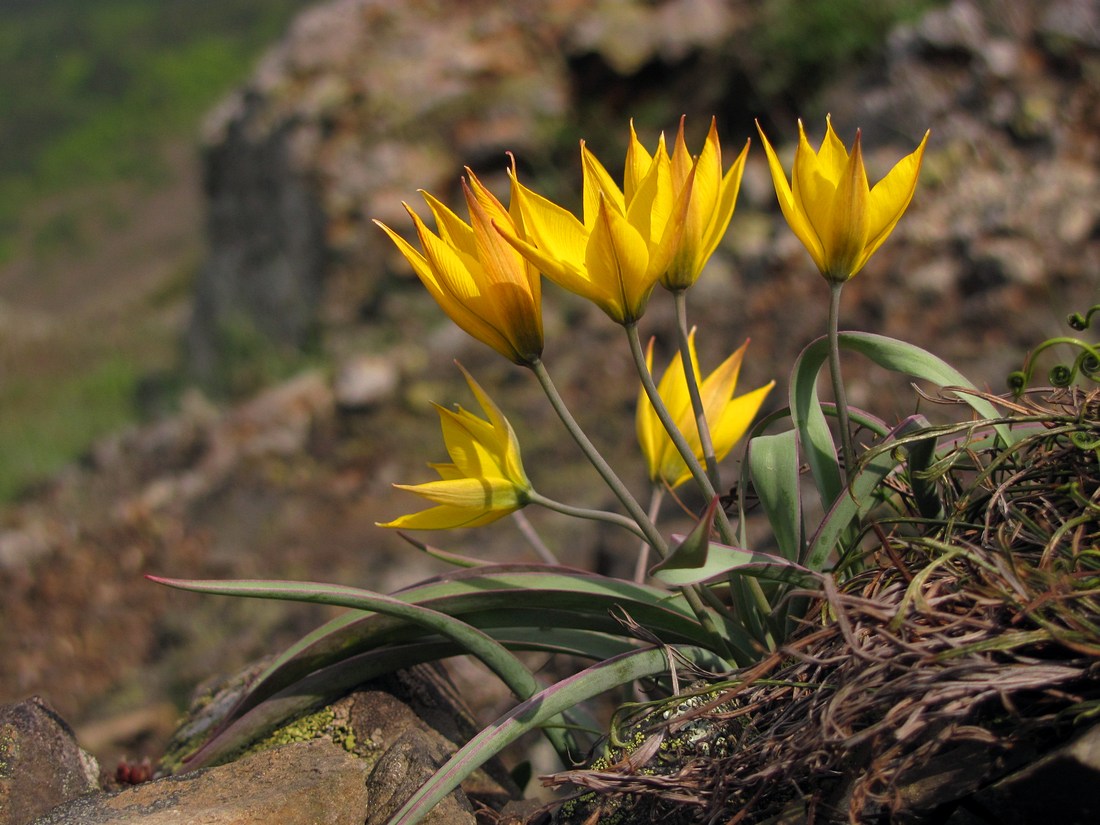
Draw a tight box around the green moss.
[227,701,378,766]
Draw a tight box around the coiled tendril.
[1008,303,1100,396]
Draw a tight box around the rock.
[333,354,400,410]
[0,696,100,825]
[364,729,476,825]
[32,739,369,825]
[954,724,1100,824]
[157,664,516,822]
[186,0,574,380]
[27,665,517,824]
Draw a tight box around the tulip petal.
[625,120,655,204]
[820,130,870,280]
[709,381,776,461]
[582,142,626,227]
[757,121,826,274]
[585,196,653,323]
[857,130,930,272]
[702,138,749,264]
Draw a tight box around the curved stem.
[634,486,665,583]
[527,357,736,664]
[673,289,721,490]
[625,323,737,545]
[528,358,668,558]
[526,491,648,542]
[510,510,559,565]
[829,282,854,479]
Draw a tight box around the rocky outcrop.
[0,697,99,825]
[184,0,748,380]
[187,0,1099,403]
[16,665,516,825]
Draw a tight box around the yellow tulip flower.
[501,117,742,324]
[374,166,543,365]
[626,117,749,290]
[637,331,775,489]
[378,364,532,530]
[756,116,929,283]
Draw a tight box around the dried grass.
[546,388,1100,824]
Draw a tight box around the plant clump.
[546,387,1100,823]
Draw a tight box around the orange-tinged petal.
[670,115,693,191]
[421,191,477,259]
[377,214,518,363]
[462,181,543,361]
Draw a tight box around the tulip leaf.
[747,429,804,562]
[148,574,578,764]
[388,645,726,825]
[649,498,720,575]
[792,331,1014,511]
[182,628,630,769]
[652,542,819,588]
[150,563,754,763]
[803,415,927,571]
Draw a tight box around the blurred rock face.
[184,0,747,379]
[188,0,1099,398]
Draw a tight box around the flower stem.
[673,289,721,491]
[828,282,854,478]
[526,491,648,543]
[625,322,714,500]
[624,322,736,544]
[529,358,668,558]
[634,486,665,583]
[527,357,737,664]
[511,510,559,565]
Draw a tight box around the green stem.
[673,289,721,490]
[634,486,665,583]
[529,358,668,558]
[624,322,737,545]
[527,358,736,664]
[526,491,648,542]
[510,510,559,565]
[829,282,854,479]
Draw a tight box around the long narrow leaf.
[791,332,1014,510]
[184,628,634,768]
[148,576,576,764]
[652,543,819,587]
[388,645,726,825]
[216,566,718,720]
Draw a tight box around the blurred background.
[1,0,1097,769]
